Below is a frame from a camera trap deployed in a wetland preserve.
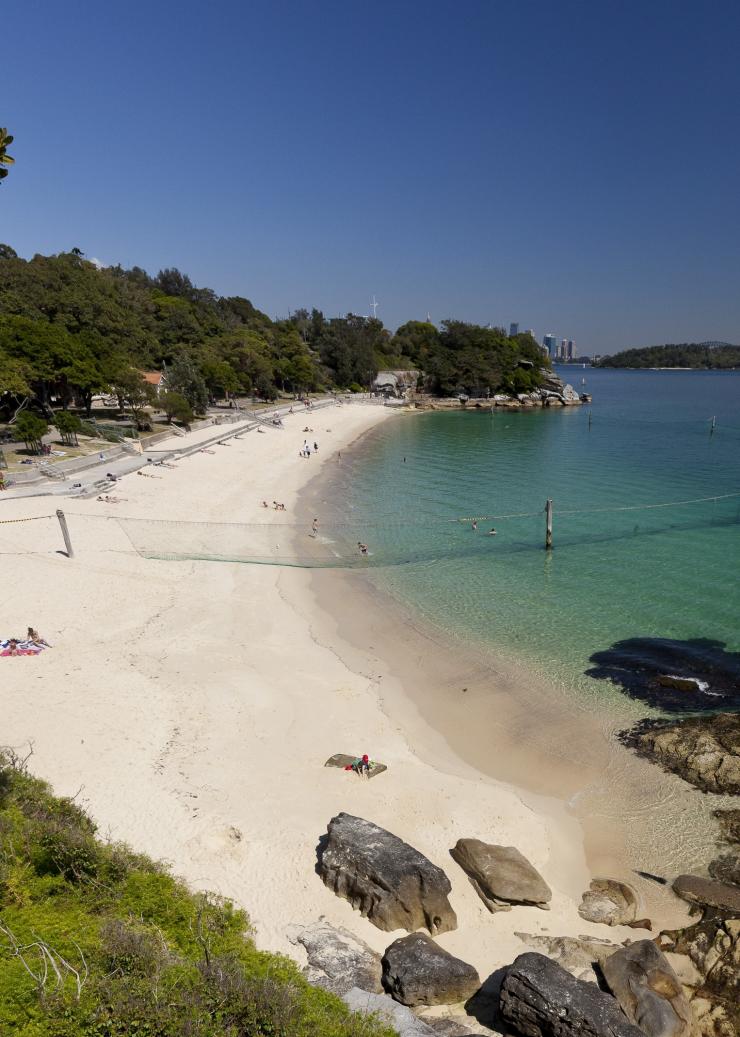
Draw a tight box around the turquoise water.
[336,370,740,706]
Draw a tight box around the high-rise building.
[524,329,535,338]
[509,322,519,337]
[561,338,568,356]
[542,333,557,357]
[567,340,577,359]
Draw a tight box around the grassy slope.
[0,750,395,1037]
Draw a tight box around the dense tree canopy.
[598,343,740,369]
[0,247,552,419]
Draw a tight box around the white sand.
[1,403,652,1001]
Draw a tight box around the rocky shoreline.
[293,810,740,1037]
[412,370,589,410]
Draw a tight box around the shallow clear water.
[337,369,740,707]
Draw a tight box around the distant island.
[597,342,740,370]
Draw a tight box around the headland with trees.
[0,246,552,439]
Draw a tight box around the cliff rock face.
[630,713,740,795]
[381,932,480,1007]
[317,813,457,935]
[499,953,644,1037]
[450,839,551,913]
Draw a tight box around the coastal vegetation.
[0,247,550,423]
[0,747,394,1037]
[597,342,740,369]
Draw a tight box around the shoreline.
[298,414,727,923]
[0,403,694,1007]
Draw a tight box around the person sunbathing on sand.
[27,627,50,647]
[351,754,371,777]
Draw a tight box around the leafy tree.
[0,127,14,184]
[201,357,240,401]
[166,355,209,413]
[53,410,82,445]
[0,349,32,397]
[112,369,157,430]
[14,411,48,453]
[160,390,194,425]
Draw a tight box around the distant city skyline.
[3,1,740,354]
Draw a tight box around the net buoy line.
[57,487,740,532]
[0,514,54,524]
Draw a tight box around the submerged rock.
[287,920,382,995]
[601,939,691,1037]
[381,932,480,1007]
[624,713,740,795]
[656,674,709,693]
[713,808,740,845]
[499,952,643,1037]
[587,636,740,713]
[450,839,551,913]
[317,813,457,935]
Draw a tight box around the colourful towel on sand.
[1,639,47,657]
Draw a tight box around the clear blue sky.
[3,0,740,353]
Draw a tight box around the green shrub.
[0,752,397,1037]
[13,412,48,453]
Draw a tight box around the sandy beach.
[1,402,687,1018]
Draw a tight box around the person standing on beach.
[310,518,318,538]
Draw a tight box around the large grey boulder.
[286,920,382,995]
[672,874,740,915]
[578,879,646,927]
[601,940,691,1037]
[382,932,480,1006]
[499,952,643,1037]
[450,839,551,913]
[318,813,457,935]
[343,986,437,1036]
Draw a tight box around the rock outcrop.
[578,879,643,927]
[708,854,740,887]
[672,874,740,915]
[658,915,740,1037]
[450,839,551,913]
[499,952,643,1037]
[381,932,480,1007]
[318,813,457,935]
[627,713,740,795]
[713,808,740,844]
[601,939,691,1037]
[343,986,437,1036]
[287,920,382,995]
